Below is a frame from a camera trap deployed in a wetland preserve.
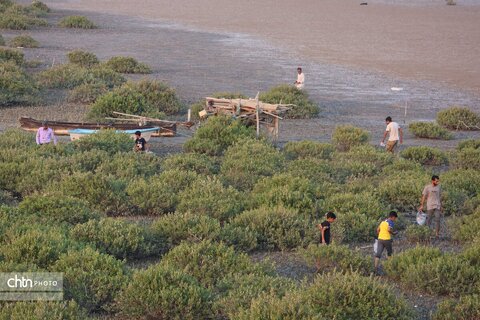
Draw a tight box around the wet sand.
[46,0,480,93]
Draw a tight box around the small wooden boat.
[19,117,176,137]
[68,127,159,141]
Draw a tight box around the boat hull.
[68,128,159,141]
[19,117,176,137]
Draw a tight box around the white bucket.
[416,211,427,226]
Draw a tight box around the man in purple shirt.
[36,121,57,145]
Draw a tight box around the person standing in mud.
[419,175,442,238]
[381,116,403,153]
[294,67,305,90]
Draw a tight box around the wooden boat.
[68,127,159,141]
[19,117,177,137]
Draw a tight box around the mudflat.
[47,0,480,93]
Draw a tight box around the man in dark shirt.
[318,211,336,245]
[134,131,148,152]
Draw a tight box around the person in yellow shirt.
[374,211,398,274]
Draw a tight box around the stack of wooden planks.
[200,96,292,139]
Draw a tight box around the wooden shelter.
[200,96,292,140]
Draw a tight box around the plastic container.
[416,211,427,226]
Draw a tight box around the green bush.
[3,1,49,17]
[0,224,71,268]
[259,84,319,119]
[86,65,127,88]
[221,139,285,190]
[334,211,378,243]
[283,140,335,160]
[451,209,480,242]
[432,294,480,320]
[190,92,247,120]
[300,243,371,275]
[383,246,444,280]
[0,260,40,273]
[49,171,132,215]
[123,79,183,115]
[401,146,448,165]
[163,153,218,175]
[0,34,4,46]
[52,247,128,312]
[461,243,480,267]
[214,273,294,318]
[184,115,255,156]
[115,264,213,320]
[67,82,107,103]
[229,206,316,250]
[0,205,17,240]
[0,47,24,65]
[94,152,162,180]
[0,0,13,11]
[9,34,39,48]
[378,170,429,212]
[0,61,38,105]
[234,290,308,319]
[159,240,271,288]
[405,224,433,243]
[59,149,108,173]
[18,195,101,225]
[176,176,245,221]
[0,13,48,30]
[104,56,151,74]
[332,125,369,151]
[437,106,480,130]
[284,158,338,193]
[0,301,87,320]
[250,174,318,213]
[403,254,480,296]
[88,80,182,120]
[238,271,414,320]
[442,188,469,216]
[218,224,258,252]
[58,15,96,29]
[454,147,480,170]
[382,158,424,174]
[150,212,221,246]
[129,169,198,215]
[408,121,453,139]
[29,1,50,13]
[331,158,378,181]
[321,192,384,218]
[37,64,125,89]
[73,129,133,155]
[442,169,480,197]
[457,138,480,150]
[71,218,160,259]
[66,50,99,67]
[0,190,15,206]
[340,144,394,168]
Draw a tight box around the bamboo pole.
[256,92,260,138]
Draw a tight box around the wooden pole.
[187,109,191,122]
[255,92,260,138]
[274,117,279,142]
